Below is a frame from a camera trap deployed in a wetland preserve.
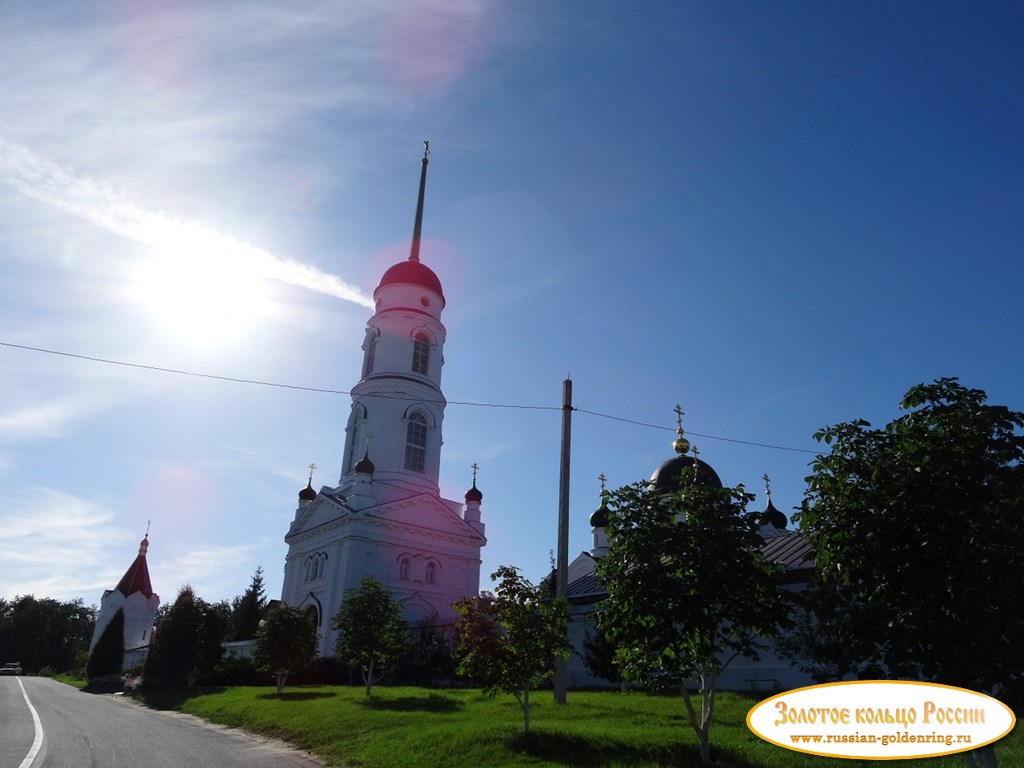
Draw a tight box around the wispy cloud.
[0,399,87,441]
[160,545,258,601]
[0,138,373,308]
[0,487,121,600]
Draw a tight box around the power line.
[0,340,818,455]
[0,341,348,394]
[573,408,817,454]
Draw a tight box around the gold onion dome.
[673,430,691,455]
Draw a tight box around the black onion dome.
[649,455,723,492]
[465,481,483,503]
[354,452,376,475]
[299,481,317,502]
[375,260,445,304]
[590,503,609,528]
[760,498,788,530]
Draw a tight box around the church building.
[89,534,160,670]
[281,146,487,655]
[564,411,815,690]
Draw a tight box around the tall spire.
[409,140,430,263]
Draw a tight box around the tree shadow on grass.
[357,693,462,713]
[132,687,227,711]
[255,691,337,701]
[509,731,768,768]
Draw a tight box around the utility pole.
[553,378,572,704]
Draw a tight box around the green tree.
[143,585,225,688]
[796,378,1024,768]
[251,605,319,693]
[331,577,407,697]
[396,619,456,687]
[209,600,234,640]
[86,607,125,679]
[453,566,570,735]
[594,476,784,764]
[232,566,267,641]
[0,596,95,674]
[774,577,868,684]
[581,616,626,690]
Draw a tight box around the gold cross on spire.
[471,462,479,484]
[672,404,691,455]
[307,462,317,483]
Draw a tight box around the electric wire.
[0,340,819,455]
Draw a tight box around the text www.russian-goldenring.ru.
[790,732,972,747]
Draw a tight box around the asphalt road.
[0,677,324,768]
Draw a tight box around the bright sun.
[133,245,270,348]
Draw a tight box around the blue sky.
[1,1,1021,607]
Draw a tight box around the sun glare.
[133,245,269,348]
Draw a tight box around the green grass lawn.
[134,685,1019,768]
[52,673,88,689]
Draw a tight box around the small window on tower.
[363,332,377,377]
[404,412,428,472]
[345,405,368,473]
[412,333,430,375]
[425,561,438,584]
[399,557,410,580]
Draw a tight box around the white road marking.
[15,678,44,768]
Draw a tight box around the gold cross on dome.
[307,462,317,483]
[674,404,685,431]
[471,463,479,483]
[763,473,772,499]
[598,473,607,493]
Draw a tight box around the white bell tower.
[339,142,447,501]
[282,143,486,654]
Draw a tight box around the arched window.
[399,557,411,580]
[362,330,378,377]
[404,412,428,472]
[412,333,430,375]
[425,561,438,584]
[303,555,314,582]
[315,553,327,580]
[345,405,367,472]
[304,605,319,627]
